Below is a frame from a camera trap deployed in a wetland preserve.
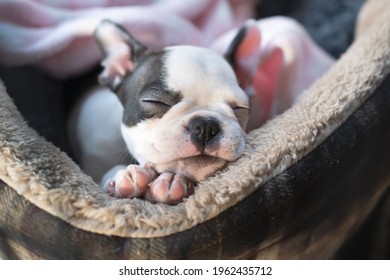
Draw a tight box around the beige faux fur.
[0,0,390,239]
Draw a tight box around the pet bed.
[1,0,390,259]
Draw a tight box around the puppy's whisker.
[106,146,133,165]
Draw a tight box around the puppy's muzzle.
[188,116,221,150]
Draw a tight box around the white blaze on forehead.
[164,46,247,105]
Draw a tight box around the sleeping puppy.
[70,20,251,204]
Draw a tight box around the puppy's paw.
[144,173,195,205]
[104,164,158,198]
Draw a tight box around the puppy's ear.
[225,19,260,89]
[94,20,147,91]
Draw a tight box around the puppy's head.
[94,20,250,181]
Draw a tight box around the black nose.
[188,117,221,149]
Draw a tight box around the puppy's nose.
[188,117,221,149]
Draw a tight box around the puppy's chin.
[153,156,228,182]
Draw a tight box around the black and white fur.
[69,20,250,204]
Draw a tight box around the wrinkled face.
[119,46,249,181]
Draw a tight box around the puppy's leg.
[145,173,195,205]
[68,87,131,182]
[104,164,158,198]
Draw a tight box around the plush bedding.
[0,0,389,259]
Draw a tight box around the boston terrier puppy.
[70,20,251,204]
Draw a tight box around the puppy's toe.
[169,174,195,202]
[104,165,156,198]
[146,173,194,204]
[104,179,117,196]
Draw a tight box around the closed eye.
[140,98,172,119]
[233,106,249,115]
[141,98,171,107]
[232,106,250,127]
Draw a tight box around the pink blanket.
[0,0,254,77]
[0,0,334,129]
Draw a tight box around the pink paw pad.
[104,164,157,198]
[146,173,195,205]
